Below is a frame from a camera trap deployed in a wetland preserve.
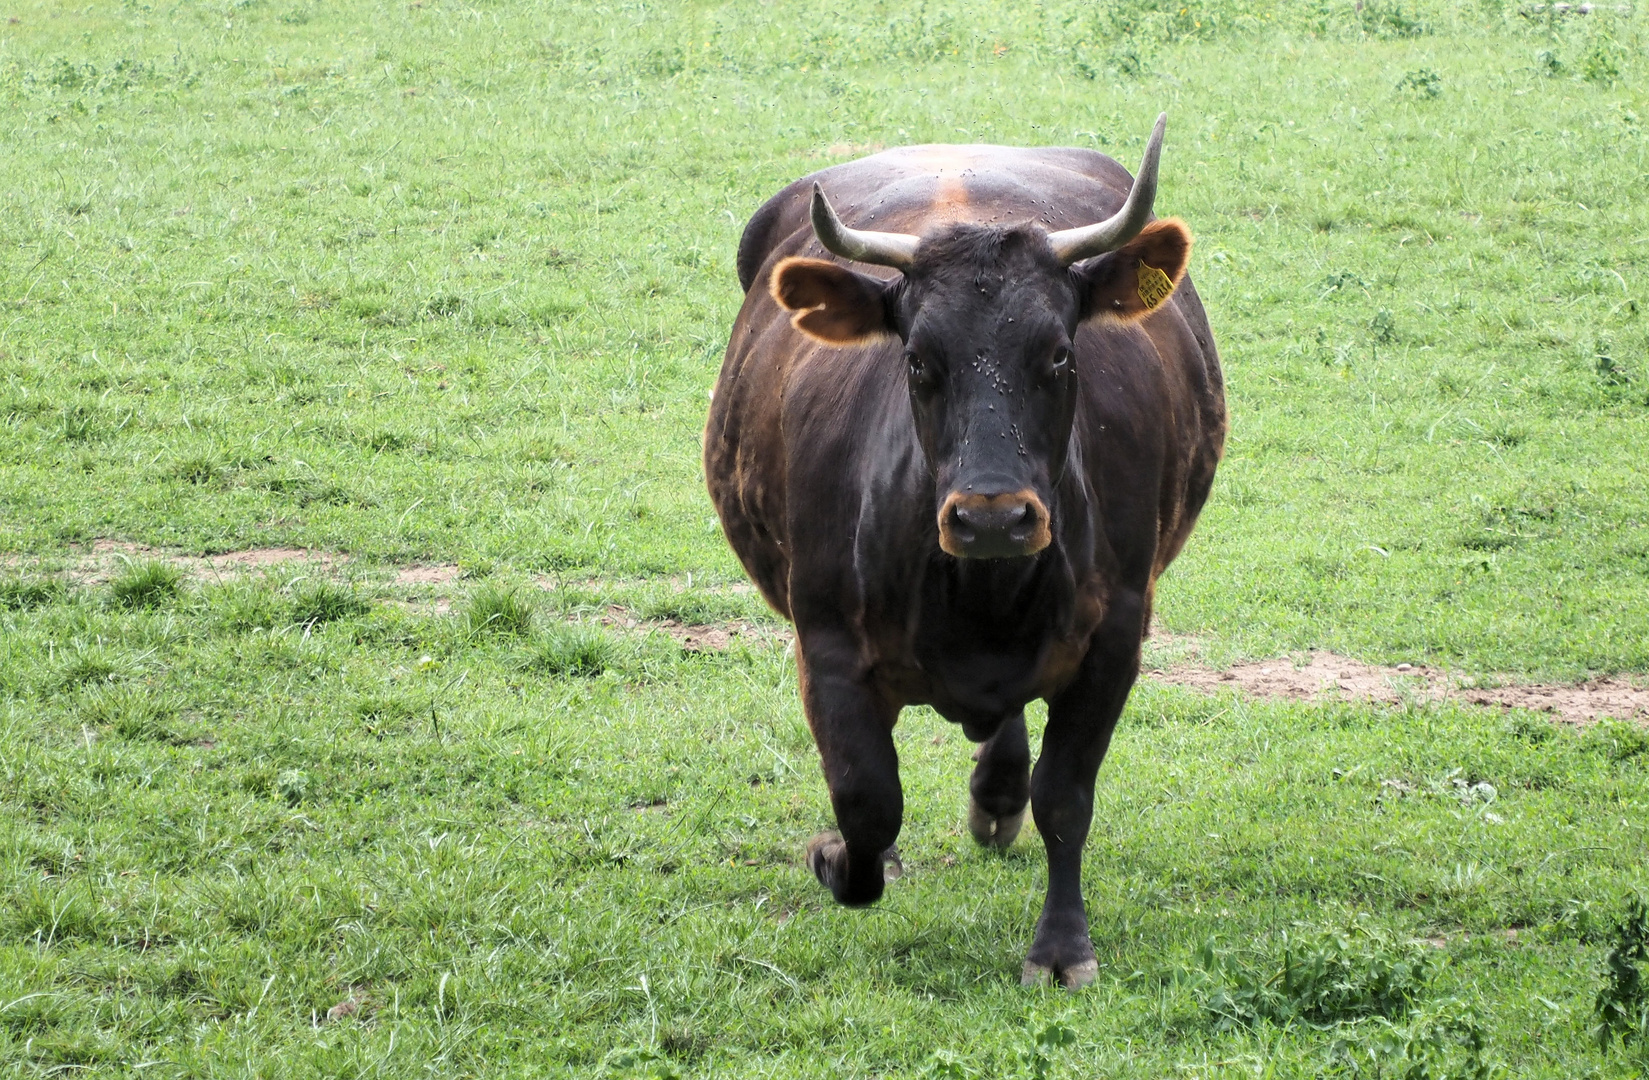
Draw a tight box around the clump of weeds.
[1185,922,1436,1029]
[1595,894,1649,1053]
[464,583,537,638]
[1332,998,1502,1079]
[0,575,66,610]
[524,624,615,677]
[78,685,188,744]
[109,560,183,610]
[288,580,371,627]
[56,649,126,692]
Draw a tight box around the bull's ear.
[770,256,896,343]
[1074,218,1192,323]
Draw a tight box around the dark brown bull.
[705,115,1225,988]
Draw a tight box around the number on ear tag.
[1137,263,1173,310]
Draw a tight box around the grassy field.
[4,0,1649,1075]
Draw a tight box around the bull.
[704,115,1226,988]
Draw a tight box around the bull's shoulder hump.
[734,145,1136,291]
[816,145,1134,196]
[867,143,1127,175]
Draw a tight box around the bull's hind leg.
[967,711,1030,849]
[1021,597,1143,990]
[797,630,903,907]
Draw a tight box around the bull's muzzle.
[938,490,1051,559]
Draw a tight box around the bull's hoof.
[1020,957,1099,991]
[967,798,1026,849]
[805,832,902,904]
[805,831,845,886]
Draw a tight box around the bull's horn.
[1047,112,1167,266]
[810,183,920,269]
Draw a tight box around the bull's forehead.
[904,228,1073,357]
[923,261,1067,311]
[912,220,1060,270]
[910,287,1065,357]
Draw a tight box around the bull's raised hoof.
[967,714,1031,849]
[967,799,1026,849]
[805,832,903,906]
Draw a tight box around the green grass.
[464,582,538,638]
[0,575,64,611]
[526,624,620,678]
[288,579,372,627]
[106,561,183,611]
[3,0,1649,1076]
[1,0,1644,674]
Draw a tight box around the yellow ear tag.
[1137,262,1173,309]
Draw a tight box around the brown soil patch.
[649,617,781,651]
[71,539,158,583]
[394,564,461,586]
[207,547,337,571]
[89,540,147,555]
[1452,679,1649,724]
[59,541,340,584]
[588,605,782,652]
[1149,649,1649,726]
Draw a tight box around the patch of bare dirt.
[394,563,461,586]
[60,542,341,584]
[207,547,338,572]
[1453,680,1649,724]
[0,541,345,585]
[1149,649,1649,726]
[89,540,147,555]
[72,539,160,583]
[585,604,785,652]
[650,617,782,651]
[386,597,453,615]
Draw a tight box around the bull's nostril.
[1009,502,1037,538]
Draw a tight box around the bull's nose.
[953,499,1030,537]
[939,490,1050,558]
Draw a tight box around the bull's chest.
[867,564,1103,731]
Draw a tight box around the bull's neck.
[924,539,1074,638]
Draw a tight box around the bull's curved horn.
[810,183,920,269]
[1047,112,1167,266]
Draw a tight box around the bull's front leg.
[1022,601,1143,990]
[796,627,904,907]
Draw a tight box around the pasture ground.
[3,1,1649,1076]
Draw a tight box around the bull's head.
[770,114,1191,560]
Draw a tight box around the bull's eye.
[1049,347,1073,376]
[906,351,935,387]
